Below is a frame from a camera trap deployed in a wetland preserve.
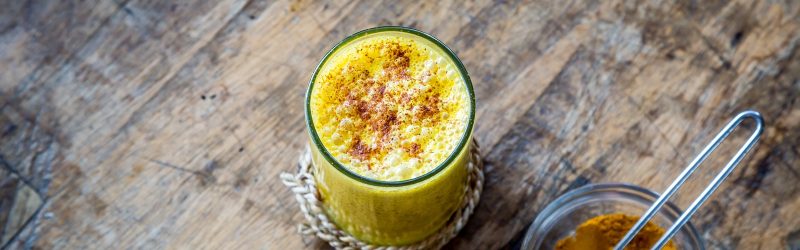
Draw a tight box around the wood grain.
[0,0,798,249]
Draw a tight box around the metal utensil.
[614,110,764,250]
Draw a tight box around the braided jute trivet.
[280,139,484,250]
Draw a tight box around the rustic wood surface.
[0,0,798,249]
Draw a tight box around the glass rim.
[304,26,476,187]
[522,183,705,249]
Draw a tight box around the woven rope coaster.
[280,139,484,249]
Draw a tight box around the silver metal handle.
[614,110,764,250]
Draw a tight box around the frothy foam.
[310,34,469,181]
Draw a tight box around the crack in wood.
[146,159,216,187]
[0,201,43,250]
[0,156,45,201]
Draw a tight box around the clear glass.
[305,26,475,245]
[522,183,705,250]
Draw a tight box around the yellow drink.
[305,27,475,245]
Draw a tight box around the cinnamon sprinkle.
[310,34,472,181]
[348,137,372,162]
[405,143,421,156]
[326,40,450,172]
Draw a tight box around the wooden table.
[1,0,798,249]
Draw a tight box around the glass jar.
[522,183,705,250]
[304,26,476,245]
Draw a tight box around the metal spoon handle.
[614,110,764,250]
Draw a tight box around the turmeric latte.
[309,34,469,181]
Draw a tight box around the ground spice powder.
[555,213,677,250]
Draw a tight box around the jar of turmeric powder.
[522,183,704,250]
